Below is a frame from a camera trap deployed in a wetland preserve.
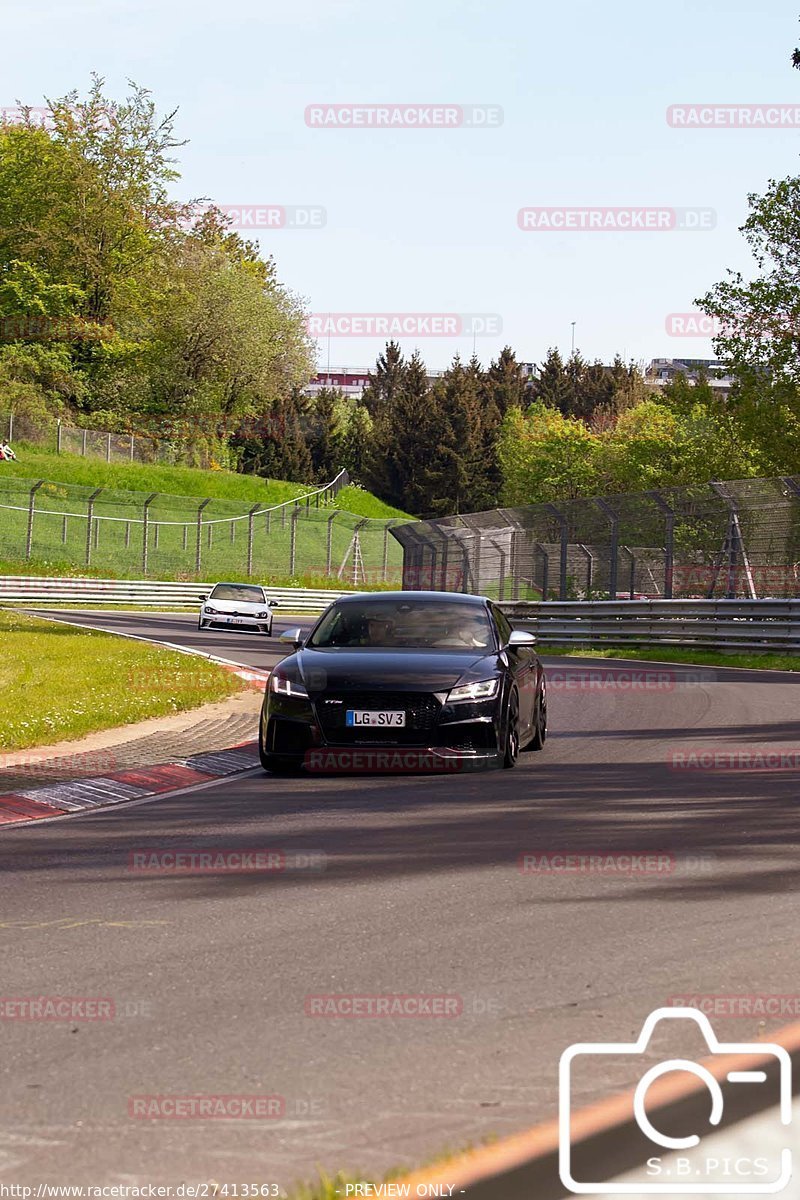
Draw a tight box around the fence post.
[247,504,260,578]
[545,503,569,600]
[8,413,13,443]
[326,511,339,575]
[622,546,636,598]
[81,429,87,457]
[57,420,62,454]
[85,487,103,567]
[130,435,135,462]
[142,493,158,576]
[289,506,300,575]
[578,544,593,597]
[62,514,68,544]
[106,433,112,463]
[25,480,45,561]
[710,481,754,599]
[382,525,390,582]
[595,498,619,599]
[535,543,549,601]
[489,538,507,601]
[194,498,211,575]
[649,491,675,599]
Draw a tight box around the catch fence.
[0,470,406,584]
[390,477,800,600]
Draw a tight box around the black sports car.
[258,591,547,773]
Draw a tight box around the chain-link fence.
[390,477,800,600]
[2,411,216,468]
[0,470,406,584]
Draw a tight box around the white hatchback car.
[198,582,279,636]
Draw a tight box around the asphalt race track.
[2,611,800,1189]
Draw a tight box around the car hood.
[204,599,265,614]
[289,647,500,693]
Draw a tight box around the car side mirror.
[199,594,208,602]
[268,599,279,608]
[507,629,536,647]
[279,627,305,649]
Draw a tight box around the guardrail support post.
[84,486,103,567]
[142,493,158,576]
[595,498,619,599]
[326,511,339,576]
[195,498,211,575]
[247,504,260,577]
[26,480,45,561]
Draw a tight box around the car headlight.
[270,671,309,698]
[258,611,269,618]
[447,678,500,703]
[203,606,218,614]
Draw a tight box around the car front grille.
[314,691,442,744]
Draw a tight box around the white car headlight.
[258,611,269,618]
[447,678,499,703]
[270,672,309,698]
[204,606,218,614]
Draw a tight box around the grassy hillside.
[0,446,412,584]
[0,445,411,519]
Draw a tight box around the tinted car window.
[492,605,513,646]
[209,584,264,602]
[309,600,494,650]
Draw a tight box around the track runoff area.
[4,605,800,1192]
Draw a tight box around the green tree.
[497,402,602,503]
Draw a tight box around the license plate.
[346,710,406,728]
[223,616,252,625]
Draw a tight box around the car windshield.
[209,584,264,602]
[308,600,495,650]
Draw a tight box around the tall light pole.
[570,321,576,357]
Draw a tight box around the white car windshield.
[209,584,264,603]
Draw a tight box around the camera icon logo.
[559,1007,792,1194]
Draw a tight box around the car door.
[491,603,537,738]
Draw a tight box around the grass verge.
[541,644,800,672]
[0,609,245,751]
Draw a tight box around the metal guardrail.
[3,580,799,645]
[0,576,349,615]
[500,598,800,651]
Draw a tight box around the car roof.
[331,591,490,606]
[211,581,263,588]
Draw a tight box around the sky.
[3,0,799,371]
